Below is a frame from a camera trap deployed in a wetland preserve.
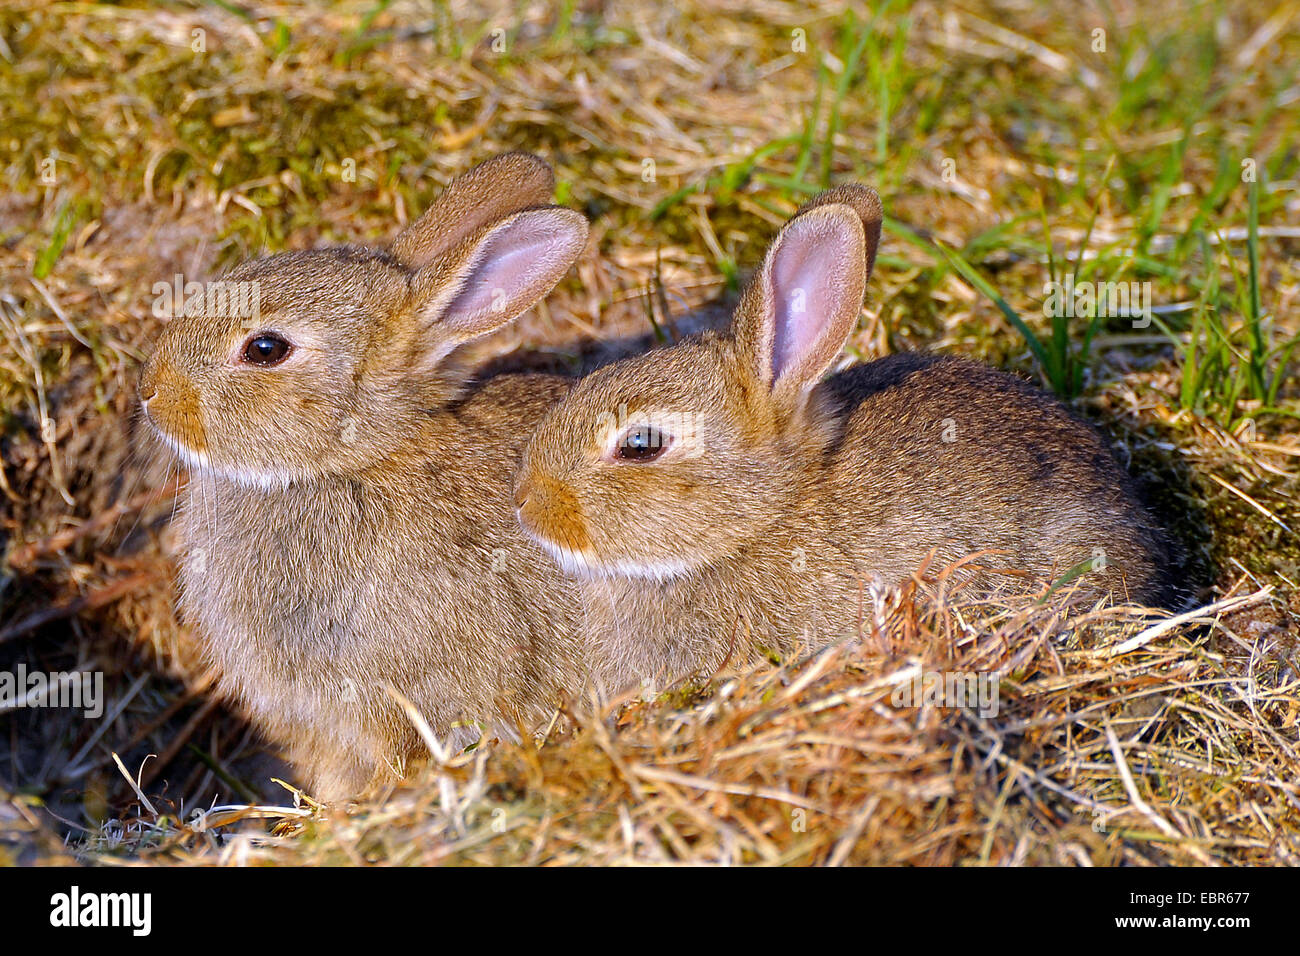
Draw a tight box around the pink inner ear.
[438,213,584,336]
[768,221,856,383]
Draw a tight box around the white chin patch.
[153,427,294,491]
[524,527,690,583]
[606,556,692,583]
[525,533,600,578]
[152,428,210,471]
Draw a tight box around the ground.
[0,0,1297,865]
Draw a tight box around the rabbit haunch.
[515,184,1170,694]
[139,153,593,798]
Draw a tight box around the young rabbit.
[514,185,1171,694]
[139,153,594,799]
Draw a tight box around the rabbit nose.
[513,480,532,511]
[138,360,158,397]
[139,352,176,400]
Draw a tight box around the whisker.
[110,406,169,551]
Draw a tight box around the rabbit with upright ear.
[139,153,594,799]
[514,184,1171,694]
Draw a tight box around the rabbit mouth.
[149,424,297,491]
[520,526,600,578]
[148,424,211,472]
[523,527,693,583]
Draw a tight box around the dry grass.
[1,0,1297,866]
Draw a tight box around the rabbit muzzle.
[514,471,598,569]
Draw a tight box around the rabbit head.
[139,152,588,487]
[514,185,882,580]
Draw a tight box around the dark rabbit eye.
[616,424,671,462]
[242,333,293,366]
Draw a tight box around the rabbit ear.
[734,186,883,408]
[408,205,588,366]
[390,152,557,268]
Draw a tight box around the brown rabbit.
[139,153,594,799]
[514,185,1171,694]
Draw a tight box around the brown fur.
[139,154,594,798]
[515,186,1171,694]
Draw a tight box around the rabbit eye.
[615,424,671,462]
[242,333,293,367]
